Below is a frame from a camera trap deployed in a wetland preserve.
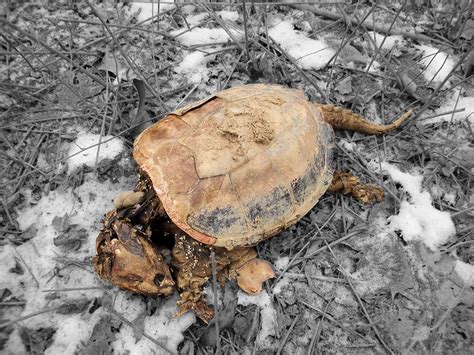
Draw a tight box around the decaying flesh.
[93,210,175,296]
[93,169,382,322]
[328,171,385,204]
[93,174,274,323]
[94,85,412,323]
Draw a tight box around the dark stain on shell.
[247,186,293,227]
[188,206,242,236]
[291,161,319,205]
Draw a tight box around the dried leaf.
[53,225,88,251]
[400,72,419,100]
[335,76,352,95]
[464,48,474,77]
[81,315,121,355]
[52,214,70,233]
[129,79,152,138]
[460,19,474,40]
[19,327,56,354]
[56,298,92,315]
[200,282,238,347]
[97,49,122,76]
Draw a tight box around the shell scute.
[134,84,335,247]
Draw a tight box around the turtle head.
[93,214,175,296]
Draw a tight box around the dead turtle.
[93,84,412,322]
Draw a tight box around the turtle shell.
[133,84,335,249]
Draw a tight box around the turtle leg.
[171,234,272,323]
[171,234,215,323]
[318,104,413,134]
[328,171,384,204]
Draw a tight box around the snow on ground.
[422,90,474,125]
[454,260,474,286]
[2,135,194,354]
[172,26,242,46]
[379,162,456,251]
[112,294,195,353]
[67,132,124,174]
[367,31,405,50]
[216,10,239,22]
[171,10,241,85]
[418,44,456,84]
[268,21,335,69]
[3,179,129,352]
[186,12,208,27]
[128,2,176,22]
[272,275,292,295]
[175,51,215,84]
[338,138,357,152]
[274,256,290,271]
[237,290,277,348]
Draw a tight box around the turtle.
[93,84,412,322]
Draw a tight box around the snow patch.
[273,276,291,295]
[173,27,242,46]
[274,256,290,271]
[418,45,456,84]
[129,2,175,22]
[216,10,239,22]
[454,260,474,286]
[368,31,404,50]
[422,91,474,125]
[186,12,208,27]
[238,290,277,347]
[339,139,357,152]
[381,162,456,251]
[268,21,335,69]
[5,133,194,353]
[4,175,131,353]
[175,51,214,84]
[67,133,124,174]
[111,294,195,354]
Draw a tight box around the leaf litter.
[1,1,473,354]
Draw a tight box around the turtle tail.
[318,104,413,135]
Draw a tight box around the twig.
[410,45,473,123]
[43,5,175,69]
[276,314,299,355]
[210,251,221,354]
[10,244,40,288]
[267,35,327,100]
[291,228,364,268]
[105,304,175,354]
[292,4,447,45]
[172,83,200,111]
[0,305,67,328]
[402,277,471,354]
[0,18,107,88]
[307,288,335,355]
[272,205,339,286]
[42,287,105,292]
[85,0,167,110]
[242,0,250,61]
[326,241,395,354]
[200,3,244,53]
[301,300,372,342]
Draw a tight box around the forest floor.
[0,1,473,354]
